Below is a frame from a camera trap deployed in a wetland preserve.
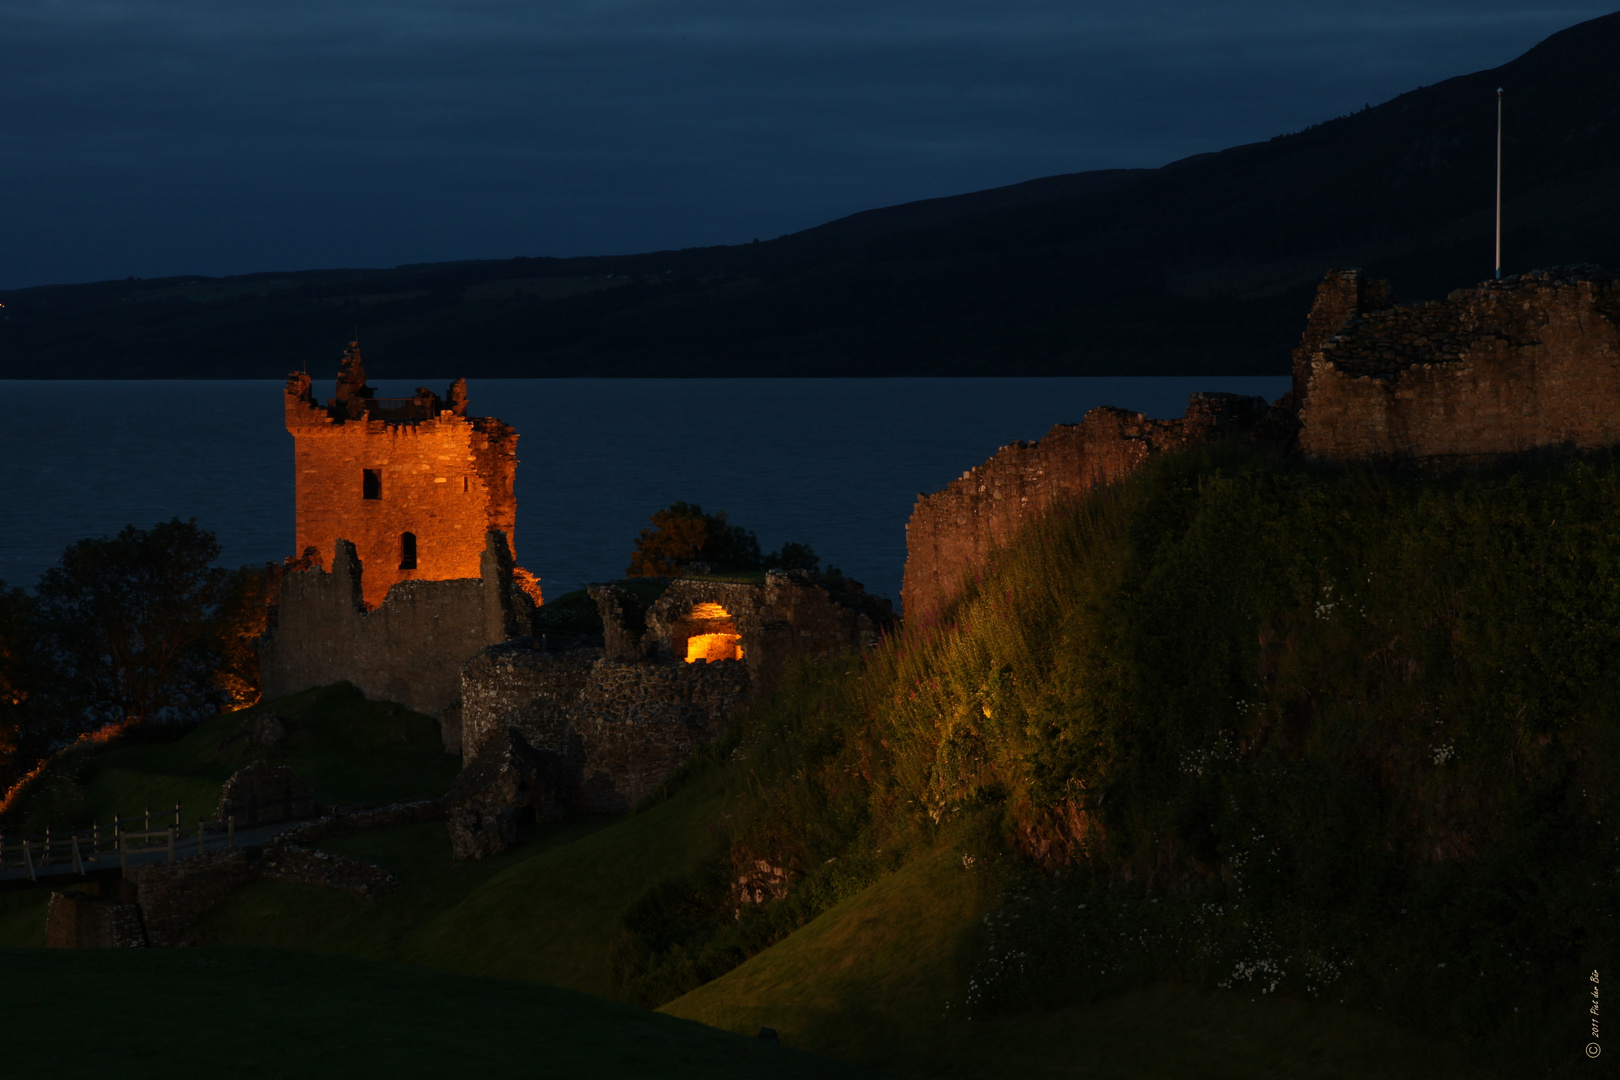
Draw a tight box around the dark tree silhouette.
[33,519,232,730]
[626,503,823,578]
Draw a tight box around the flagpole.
[1495,87,1503,280]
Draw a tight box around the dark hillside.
[1,12,1617,378]
[617,441,1620,1072]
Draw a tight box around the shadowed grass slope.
[662,845,1494,1080]
[0,947,870,1080]
[0,682,458,834]
[189,774,725,999]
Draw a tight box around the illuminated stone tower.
[284,343,521,608]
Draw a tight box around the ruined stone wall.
[125,850,259,947]
[260,531,530,724]
[618,571,893,686]
[285,362,519,609]
[901,393,1268,622]
[460,644,750,813]
[45,891,147,948]
[1297,268,1620,463]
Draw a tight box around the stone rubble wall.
[216,762,321,829]
[461,646,751,814]
[1298,268,1620,462]
[260,530,532,729]
[900,393,1268,622]
[613,571,893,685]
[274,798,448,846]
[257,844,398,899]
[45,891,148,948]
[124,850,260,947]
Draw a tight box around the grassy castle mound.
[6,441,1615,1076]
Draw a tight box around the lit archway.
[683,602,744,663]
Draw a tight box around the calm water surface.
[0,377,1289,604]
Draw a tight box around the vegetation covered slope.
[663,848,1482,1080]
[0,948,868,1079]
[3,12,1618,378]
[0,682,457,835]
[7,440,1618,1076]
[616,440,1620,1076]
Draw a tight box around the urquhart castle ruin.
[902,266,1620,620]
[259,265,1618,834]
[260,343,893,827]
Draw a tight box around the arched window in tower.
[363,469,382,500]
[399,531,418,570]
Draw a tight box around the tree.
[626,502,824,578]
[0,581,41,792]
[32,519,232,731]
[627,503,760,577]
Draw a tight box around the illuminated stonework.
[284,343,524,609]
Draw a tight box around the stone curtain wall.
[461,572,894,812]
[460,644,750,813]
[285,371,519,609]
[125,851,260,947]
[900,266,1620,622]
[1298,268,1620,462]
[260,530,532,728]
[901,394,1268,622]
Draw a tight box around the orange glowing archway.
[683,602,744,663]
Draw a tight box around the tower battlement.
[284,343,521,609]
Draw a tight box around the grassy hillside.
[7,439,1617,1075]
[0,682,458,835]
[190,778,724,998]
[664,847,1484,1080]
[0,948,868,1079]
[618,439,1620,1075]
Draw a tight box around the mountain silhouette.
[3,11,1617,379]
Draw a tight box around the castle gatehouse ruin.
[1294,267,1620,462]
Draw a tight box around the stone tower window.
[363,469,382,500]
[399,531,418,570]
[463,476,470,493]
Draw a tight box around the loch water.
[0,377,1290,605]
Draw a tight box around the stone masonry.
[259,529,535,736]
[1297,267,1620,462]
[900,393,1269,622]
[459,571,893,813]
[285,343,523,609]
[900,264,1620,623]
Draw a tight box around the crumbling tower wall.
[900,393,1268,622]
[1296,268,1620,462]
[285,344,522,609]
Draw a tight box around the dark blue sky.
[1,1,1612,290]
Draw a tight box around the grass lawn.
[192,778,724,998]
[0,947,870,1079]
[5,683,460,835]
[663,847,1503,1080]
